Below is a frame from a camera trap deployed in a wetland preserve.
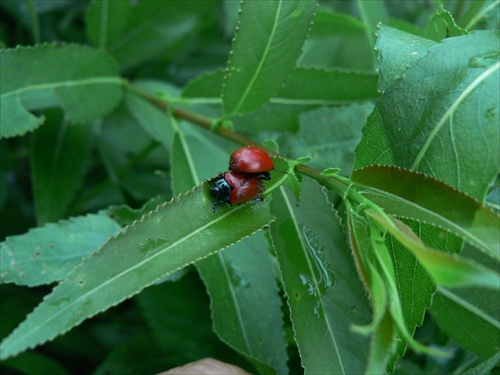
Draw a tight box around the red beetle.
[229,146,274,180]
[209,170,263,211]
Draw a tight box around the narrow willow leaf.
[270,178,371,374]
[171,131,288,374]
[355,0,388,68]
[0,186,274,360]
[385,220,458,371]
[431,286,500,358]
[0,213,122,287]
[198,236,288,375]
[222,1,317,116]
[31,114,93,225]
[184,67,379,105]
[462,352,500,375]
[85,0,132,49]
[0,44,123,138]
[366,311,397,375]
[106,1,212,70]
[355,29,500,200]
[125,92,173,150]
[366,210,500,289]
[352,165,500,260]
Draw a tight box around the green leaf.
[183,67,379,133]
[0,44,123,138]
[355,29,500,200]
[170,130,288,374]
[374,24,438,92]
[106,1,212,71]
[430,286,500,358]
[355,0,388,69]
[136,272,228,362]
[0,186,274,360]
[352,165,500,260]
[0,213,122,287]
[366,210,500,289]
[198,236,288,375]
[462,351,500,375]
[85,0,133,50]
[31,113,93,225]
[125,93,173,150]
[184,67,379,105]
[424,8,468,41]
[270,178,371,373]
[287,104,373,175]
[385,220,460,371]
[300,8,374,71]
[1,351,71,375]
[222,0,317,116]
[366,310,397,375]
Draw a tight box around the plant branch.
[125,82,353,198]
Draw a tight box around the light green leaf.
[0,213,122,287]
[0,44,123,138]
[270,178,371,374]
[222,0,317,116]
[424,8,468,41]
[352,165,500,260]
[367,210,500,289]
[355,29,500,200]
[31,112,93,225]
[0,186,274,360]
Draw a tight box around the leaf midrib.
[226,0,283,116]
[1,77,123,99]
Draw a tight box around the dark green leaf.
[106,1,212,70]
[355,29,500,200]
[85,0,132,50]
[31,113,93,225]
[431,287,500,358]
[287,104,373,175]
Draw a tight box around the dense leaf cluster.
[0,1,498,374]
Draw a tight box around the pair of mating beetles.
[209,146,285,210]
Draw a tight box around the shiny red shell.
[224,171,263,204]
[229,146,274,174]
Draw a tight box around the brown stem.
[125,82,350,196]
